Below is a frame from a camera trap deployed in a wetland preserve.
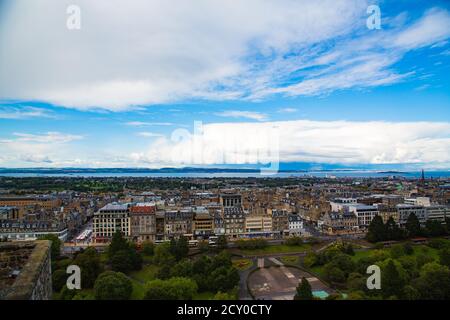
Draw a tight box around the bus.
[208,236,219,246]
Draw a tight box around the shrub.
[94,271,133,300]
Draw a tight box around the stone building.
[320,212,358,235]
[270,209,289,237]
[0,240,52,300]
[223,206,245,238]
[220,194,242,207]
[93,203,131,243]
[130,203,156,242]
[192,208,214,239]
[164,209,193,239]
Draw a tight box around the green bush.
[94,271,133,300]
[144,277,198,300]
[235,238,268,250]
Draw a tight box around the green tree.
[285,236,303,246]
[154,242,176,266]
[425,220,446,237]
[347,290,366,300]
[144,277,198,300]
[366,215,386,242]
[170,236,189,261]
[390,244,405,259]
[52,269,68,292]
[111,250,134,273]
[381,259,405,298]
[324,265,346,283]
[141,241,155,256]
[217,235,228,250]
[213,291,235,300]
[439,247,450,268]
[416,253,435,268]
[327,254,355,276]
[403,242,414,255]
[59,286,77,300]
[402,285,420,300]
[428,238,450,249]
[72,291,95,300]
[208,266,240,292]
[171,259,194,278]
[342,243,355,256]
[405,213,421,238]
[385,217,403,240]
[346,272,366,292]
[294,277,313,300]
[108,232,129,259]
[414,267,450,299]
[128,243,143,270]
[73,247,103,288]
[211,250,232,269]
[94,271,133,300]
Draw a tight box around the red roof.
[130,205,156,214]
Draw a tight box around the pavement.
[244,257,334,300]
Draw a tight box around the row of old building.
[93,193,305,243]
[318,195,450,235]
[0,194,109,241]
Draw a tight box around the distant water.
[1,170,449,178]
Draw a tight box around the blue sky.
[0,0,450,169]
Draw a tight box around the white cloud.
[215,110,268,121]
[0,0,369,110]
[125,121,174,127]
[392,8,450,50]
[137,131,164,138]
[0,2,449,111]
[2,121,449,168]
[278,108,297,113]
[10,132,83,143]
[0,106,55,119]
[134,120,450,166]
[0,132,83,165]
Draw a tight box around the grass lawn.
[129,264,159,283]
[351,245,440,262]
[232,258,253,271]
[280,255,299,265]
[238,244,311,256]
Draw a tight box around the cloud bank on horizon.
[0,0,450,168]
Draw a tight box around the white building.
[330,198,358,212]
[288,214,303,236]
[426,205,450,223]
[404,197,431,207]
[93,203,131,243]
[396,204,427,226]
[347,204,379,228]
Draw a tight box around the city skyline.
[1,0,450,169]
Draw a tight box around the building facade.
[130,203,156,242]
[93,203,131,243]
